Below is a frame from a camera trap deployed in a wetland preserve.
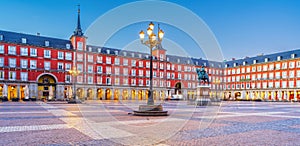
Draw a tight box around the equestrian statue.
[196,66,210,85]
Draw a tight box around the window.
[275,72,280,79]
[21,72,28,81]
[115,67,120,75]
[277,56,281,61]
[20,47,28,56]
[297,70,300,77]
[88,65,93,73]
[252,66,256,72]
[289,62,295,69]
[289,71,294,78]
[66,44,71,49]
[106,77,111,85]
[21,59,28,68]
[160,54,164,61]
[275,82,280,88]
[146,80,150,86]
[8,46,16,55]
[123,59,128,66]
[178,73,181,79]
[97,56,103,63]
[9,58,16,67]
[262,82,267,88]
[44,62,51,70]
[65,52,72,60]
[246,67,250,73]
[131,60,136,67]
[58,52,64,59]
[106,67,111,74]
[115,58,120,65]
[88,55,93,62]
[97,66,102,74]
[153,72,157,77]
[30,60,37,69]
[123,78,128,85]
[160,72,164,78]
[45,41,50,47]
[146,62,150,68]
[107,49,110,54]
[77,64,83,72]
[106,57,111,64]
[167,64,170,70]
[265,58,269,62]
[146,71,150,77]
[297,80,300,87]
[139,61,143,67]
[44,50,51,58]
[153,63,157,69]
[172,73,175,79]
[289,81,294,88]
[268,82,273,88]
[77,76,83,83]
[253,60,257,64]
[0,35,3,41]
[282,81,287,88]
[275,63,280,70]
[0,57,3,67]
[65,63,71,71]
[257,66,261,72]
[131,79,136,85]
[282,71,287,79]
[160,63,164,70]
[263,65,268,71]
[77,42,83,50]
[57,62,64,70]
[21,38,27,44]
[297,61,300,68]
[65,75,71,83]
[77,54,83,62]
[124,68,128,75]
[0,71,4,80]
[139,80,143,86]
[282,62,287,69]
[0,45,4,54]
[9,71,16,80]
[115,78,120,85]
[131,69,136,76]
[269,64,274,70]
[178,65,181,71]
[167,73,170,79]
[88,76,93,84]
[139,70,143,77]
[97,76,102,84]
[269,72,274,79]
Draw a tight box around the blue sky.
[0,0,300,61]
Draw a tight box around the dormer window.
[277,56,281,61]
[123,52,127,56]
[131,53,134,57]
[204,62,206,66]
[265,58,269,62]
[225,64,228,68]
[234,63,237,67]
[21,38,27,44]
[106,49,110,54]
[211,63,214,67]
[253,60,257,64]
[0,35,3,41]
[66,44,70,49]
[291,54,295,59]
[45,41,49,47]
[243,61,247,65]
[167,57,169,61]
[187,60,190,64]
[88,47,92,52]
[139,54,142,58]
[177,59,180,63]
[195,61,198,65]
[98,48,101,53]
[115,51,118,55]
[146,55,149,58]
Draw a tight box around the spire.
[73,4,83,36]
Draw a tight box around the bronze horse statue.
[196,66,210,85]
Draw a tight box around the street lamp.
[139,22,164,105]
[68,67,81,103]
[133,22,167,116]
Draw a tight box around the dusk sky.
[1,0,300,61]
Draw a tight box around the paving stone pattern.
[0,101,299,145]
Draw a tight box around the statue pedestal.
[195,85,211,106]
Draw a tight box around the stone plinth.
[133,105,168,116]
[196,85,211,106]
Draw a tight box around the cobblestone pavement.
[0,100,300,145]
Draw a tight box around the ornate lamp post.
[133,22,167,116]
[139,22,164,105]
[68,67,81,103]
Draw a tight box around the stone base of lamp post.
[133,105,168,116]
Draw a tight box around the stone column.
[265,91,268,100]
[294,89,297,101]
[271,91,274,101]
[17,85,20,99]
[111,89,114,100]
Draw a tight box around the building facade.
[224,50,300,101]
[0,9,223,101]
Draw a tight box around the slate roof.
[0,30,73,50]
[225,49,300,68]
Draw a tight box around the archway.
[105,89,112,100]
[175,82,182,95]
[131,90,136,100]
[235,92,241,100]
[138,90,143,100]
[87,88,94,100]
[97,88,104,100]
[123,90,128,100]
[114,89,119,100]
[37,74,57,100]
[77,88,84,100]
